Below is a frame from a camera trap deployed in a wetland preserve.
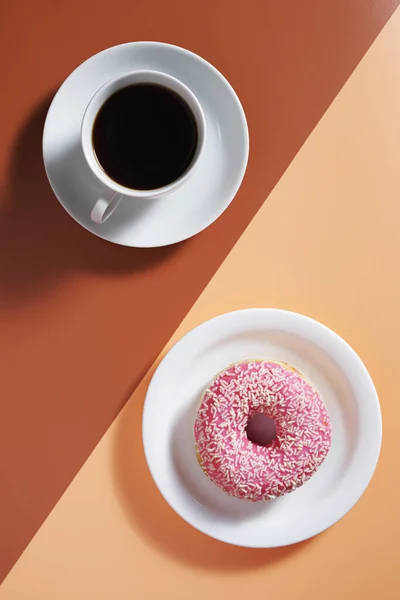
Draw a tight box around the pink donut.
[194,359,332,501]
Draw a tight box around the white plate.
[43,42,249,247]
[143,309,382,547]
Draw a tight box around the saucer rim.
[42,41,249,248]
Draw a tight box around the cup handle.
[90,192,124,224]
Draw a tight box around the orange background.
[3,0,396,581]
[1,6,400,598]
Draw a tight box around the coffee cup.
[81,70,206,224]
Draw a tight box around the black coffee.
[92,83,198,190]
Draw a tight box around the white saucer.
[43,42,249,247]
[143,309,382,547]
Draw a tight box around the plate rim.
[142,308,382,547]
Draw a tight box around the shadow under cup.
[81,70,206,224]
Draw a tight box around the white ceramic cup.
[81,70,206,224]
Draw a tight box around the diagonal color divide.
[1,6,400,598]
[0,0,398,585]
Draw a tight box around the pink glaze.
[194,360,332,501]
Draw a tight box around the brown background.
[0,0,397,584]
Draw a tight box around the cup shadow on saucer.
[113,377,313,572]
[0,93,180,307]
[47,135,158,237]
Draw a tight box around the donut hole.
[245,413,277,447]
